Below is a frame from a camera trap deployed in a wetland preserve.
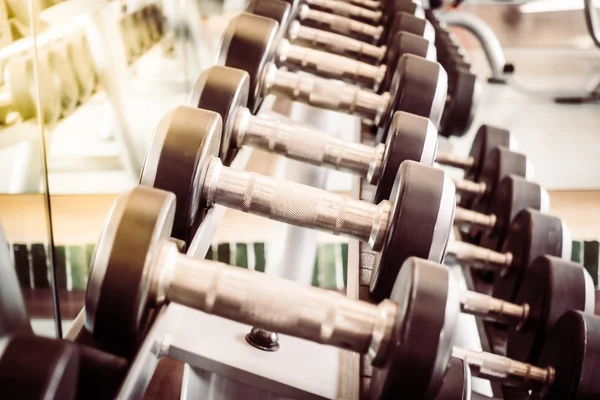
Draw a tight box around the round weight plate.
[436,357,471,400]
[507,256,589,364]
[390,0,423,18]
[376,54,446,143]
[76,345,128,400]
[533,311,600,400]
[370,161,455,300]
[371,258,459,399]
[468,147,528,215]
[492,209,566,303]
[0,335,79,400]
[373,111,437,203]
[246,0,292,37]
[480,176,544,251]
[67,34,97,103]
[439,69,478,138]
[380,31,435,97]
[85,186,176,356]
[463,125,511,183]
[219,13,279,113]
[189,66,250,164]
[386,12,435,46]
[140,106,222,244]
[46,47,80,117]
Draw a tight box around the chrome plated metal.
[201,156,392,250]
[435,152,475,170]
[263,63,390,124]
[446,240,512,270]
[460,290,528,327]
[234,108,385,184]
[454,206,496,231]
[299,5,383,42]
[306,0,382,24]
[453,177,487,196]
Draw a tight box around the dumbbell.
[443,208,571,303]
[0,335,79,400]
[191,66,540,234]
[141,105,455,278]
[372,259,600,400]
[84,189,597,399]
[242,4,477,139]
[218,12,447,140]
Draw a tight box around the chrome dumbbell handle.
[278,39,386,90]
[263,63,390,124]
[202,157,392,250]
[452,177,487,196]
[435,152,476,170]
[299,5,383,42]
[452,347,554,393]
[153,241,396,365]
[306,0,382,23]
[453,206,496,231]
[288,21,387,63]
[459,290,529,327]
[446,240,513,269]
[235,107,385,183]
[342,0,381,10]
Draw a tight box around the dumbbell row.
[84,185,599,399]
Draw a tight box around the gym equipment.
[66,33,97,104]
[217,13,447,141]
[85,189,597,399]
[445,208,571,303]
[0,335,79,400]
[140,106,455,285]
[191,66,527,206]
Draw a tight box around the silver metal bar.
[452,347,554,393]
[446,240,512,270]
[454,206,496,231]
[459,290,528,327]
[278,40,385,90]
[453,177,487,196]
[435,151,475,170]
[299,5,383,42]
[202,157,392,249]
[237,108,385,183]
[289,22,386,64]
[306,0,382,23]
[264,64,390,124]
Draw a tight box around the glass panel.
[0,0,60,338]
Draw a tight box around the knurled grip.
[267,66,388,124]
[301,6,383,41]
[280,41,385,90]
[204,158,390,247]
[459,291,527,326]
[167,255,384,353]
[291,23,386,63]
[242,112,380,179]
[307,0,382,23]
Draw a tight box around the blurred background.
[0,0,598,336]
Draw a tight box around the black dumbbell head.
[463,125,511,183]
[277,0,301,20]
[371,258,458,399]
[479,176,548,251]
[391,0,424,18]
[370,161,455,300]
[246,0,292,38]
[436,357,471,400]
[507,256,595,365]
[374,111,437,203]
[85,185,176,356]
[386,12,435,45]
[376,54,447,143]
[493,209,571,302]
[76,345,129,400]
[467,147,530,215]
[439,68,478,138]
[190,66,250,164]
[0,335,80,400]
[532,311,600,400]
[218,13,279,112]
[380,31,437,96]
[140,106,222,245]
